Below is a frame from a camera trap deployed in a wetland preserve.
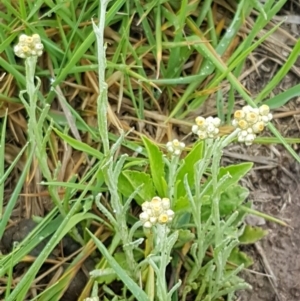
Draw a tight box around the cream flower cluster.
[14,34,44,58]
[166,139,185,156]
[232,104,272,146]
[192,116,221,140]
[139,197,175,228]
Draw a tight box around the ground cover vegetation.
[0,0,299,300]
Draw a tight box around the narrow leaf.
[264,84,300,109]
[87,230,150,301]
[142,136,165,196]
[205,162,253,195]
[53,128,103,160]
[176,141,204,198]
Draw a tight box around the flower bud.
[143,221,152,228]
[139,212,149,223]
[195,116,206,127]
[238,120,248,130]
[158,213,169,224]
[252,121,264,133]
[259,104,270,115]
[234,110,245,120]
[245,112,258,123]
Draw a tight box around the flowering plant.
[1,0,298,300]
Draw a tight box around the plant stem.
[24,56,64,214]
[168,155,179,205]
[156,224,169,301]
[93,0,138,279]
[94,0,111,155]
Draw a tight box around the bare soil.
[234,144,300,301]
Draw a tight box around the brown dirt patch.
[236,153,300,301]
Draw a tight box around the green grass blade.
[53,128,103,160]
[0,110,8,217]
[0,212,61,276]
[255,39,300,103]
[87,230,150,301]
[155,3,162,79]
[52,0,126,86]
[0,145,32,238]
[0,57,25,86]
[0,142,28,187]
[41,181,104,193]
[166,0,251,119]
[264,84,300,109]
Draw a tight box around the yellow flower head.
[26,37,33,44]
[252,121,264,133]
[21,45,30,53]
[245,112,258,124]
[238,120,248,130]
[195,116,206,127]
[158,214,169,224]
[234,110,245,120]
[32,34,41,43]
[151,197,161,205]
[259,104,270,116]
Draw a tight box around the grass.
[0,0,299,300]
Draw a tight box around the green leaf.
[118,171,156,205]
[114,252,130,271]
[219,185,249,216]
[227,247,253,269]
[239,225,268,244]
[250,0,267,19]
[87,230,150,301]
[92,268,117,285]
[232,201,252,227]
[53,128,103,160]
[198,186,249,221]
[141,136,166,196]
[241,205,288,227]
[173,195,190,213]
[264,83,300,109]
[176,141,204,198]
[174,229,195,248]
[218,163,253,187]
[90,253,129,286]
[200,196,213,222]
[198,163,253,222]
[205,162,253,195]
[0,148,33,238]
[175,184,250,222]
